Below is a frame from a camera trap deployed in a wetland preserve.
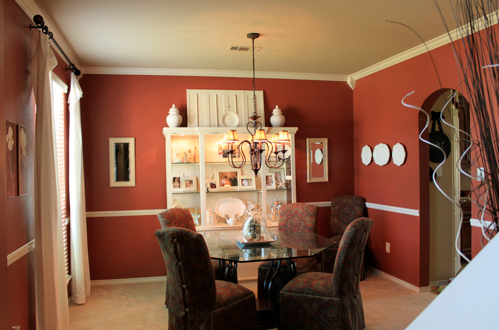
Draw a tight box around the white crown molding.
[15,0,81,71]
[365,202,419,217]
[7,239,35,266]
[82,67,348,82]
[351,10,499,82]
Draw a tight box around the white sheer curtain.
[30,34,70,330]
[69,73,90,304]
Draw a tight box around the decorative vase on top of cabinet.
[163,127,297,237]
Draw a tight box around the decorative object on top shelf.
[270,105,285,127]
[361,145,372,166]
[392,143,407,166]
[373,143,391,166]
[224,33,290,175]
[166,104,182,127]
[306,138,328,183]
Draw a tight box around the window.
[51,74,69,278]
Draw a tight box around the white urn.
[166,104,182,127]
[270,105,285,127]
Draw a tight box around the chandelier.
[225,33,290,175]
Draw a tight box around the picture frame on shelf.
[270,169,286,189]
[239,175,256,190]
[216,142,240,162]
[217,169,240,190]
[306,138,328,183]
[172,176,182,192]
[265,173,276,190]
[207,180,219,192]
[182,176,197,192]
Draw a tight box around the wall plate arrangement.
[361,145,372,166]
[373,143,391,166]
[392,143,407,166]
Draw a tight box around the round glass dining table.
[205,230,337,299]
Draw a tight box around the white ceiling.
[33,0,461,78]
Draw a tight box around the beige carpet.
[69,270,437,329]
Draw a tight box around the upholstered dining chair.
[322,195,366,273]
[156,227,257,330]
[157,208,237,307]
[279,217,373,330]
[257,203,319,298]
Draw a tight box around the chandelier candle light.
[225,33,290,175]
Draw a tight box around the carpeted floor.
[69,270,437,329]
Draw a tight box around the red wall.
[79,75,354,280]
[2,0,72,328]
[353,43,463,287]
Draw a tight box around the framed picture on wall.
[18,124,27,196]
[306,138,328,183]
[6,120,17,197]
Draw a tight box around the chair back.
[278,203,318,234]
[155,227,217,327]
[158,208,196,231]
[331,217,373,298]
[330,196,366,237]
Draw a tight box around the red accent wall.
[79,75,354,279]
[353,43,462,287]
[2,0,72,328]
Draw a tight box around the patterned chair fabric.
[157,208,236,308]
[279,217,374,330]
[323,196,366,273]
[258,203,319,298]
[155,227,257,330]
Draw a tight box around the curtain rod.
[30,15,81,76]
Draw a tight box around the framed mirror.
[109,137,136,187]
[306,138,328,183]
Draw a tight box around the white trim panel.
[470,218,497,229]
[7,239,35,266]
[86,209,167,218]
[82,67,348,82]
[369,267,430,293]
[91,276,167,286]
[366,202,419,217]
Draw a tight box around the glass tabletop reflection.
[205,230,336,263]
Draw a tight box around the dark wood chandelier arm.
[227,140,249,168]
[263,141,285,168]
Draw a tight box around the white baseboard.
[429,279,450,287]
[91,276,167,286]
[368,266,431,293]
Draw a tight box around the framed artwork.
[217,169,240,190]
[216,142,240,162]
[18,124,27,196]
[172,176,182,192]
[182,176,197,192]
[239,175,256,190]
[109,137,136,187]
[307,138,328,183]
[265,173,276,190]
[270,169,286,189]
[6,120,17,197]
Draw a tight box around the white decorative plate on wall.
[221,111,240,127]
[373,143,391,166]
[214,197,246,218]
[392,143,407,166]
[361,145,372,165]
